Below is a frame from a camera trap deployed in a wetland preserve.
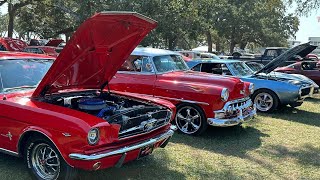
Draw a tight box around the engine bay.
[42,91,172,138]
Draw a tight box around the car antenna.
[0,72,7,100]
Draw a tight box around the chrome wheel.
[254,92,274,112]
[175,106,201,134]
[31,143,60,180]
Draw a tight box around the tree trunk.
[168,37,176,50]
[229,27,236,54]
[216,38,221,52]
[7,3,15,38]
[239,42,247,50]
[206,31,212,53]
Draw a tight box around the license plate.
[139,145,154,158]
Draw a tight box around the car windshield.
[228,62,254,77]
[0,59,53,93]
[153,55,189,73]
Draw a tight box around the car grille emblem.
[141,119,157,132]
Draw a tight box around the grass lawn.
[1,95,320,180]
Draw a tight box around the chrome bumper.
[207,106,256,127]
[69,125,177,161]
[208,97,256,127]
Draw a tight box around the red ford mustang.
[0,12,176,179]
[110,48,256,136]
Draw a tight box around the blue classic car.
[187,43,317,112]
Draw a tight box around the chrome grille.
[117,110,172,139]
[224,98,253,118]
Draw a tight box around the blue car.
[187,43,317,112]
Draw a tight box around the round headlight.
[87,128,100,145]
[221,88,229,102]
[249,83,254,94]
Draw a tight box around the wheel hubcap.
[31,143,60,180]
[254,93,274,112]
[175,106,201,134]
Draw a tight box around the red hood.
[33,12,157,97]
[0,37,28,51]
[45,39,64,47]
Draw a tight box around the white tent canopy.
[192,46,216,52]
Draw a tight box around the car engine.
[43,91,172,139]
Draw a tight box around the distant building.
[309,37,320,54]
[288,40,301,48]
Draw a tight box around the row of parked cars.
[0,12,318,180]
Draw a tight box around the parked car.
[275,61,320,86]
[23,46,59,57]
[245,62,319,92]
[0,37,28,51]
[233,46,317,66]
[178,51,220,60]
[0,12,176,180]
[23,39,64,57]
[187,43,316,112]
[109,48,256,135]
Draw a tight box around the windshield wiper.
[3,85,37,92]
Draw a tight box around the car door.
[0,100,20,153]
[110,56,156,96]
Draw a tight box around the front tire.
[24,136,77,180]
[175,104,207,135]
[252,89,279,112]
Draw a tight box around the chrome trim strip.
[155,96,210,106]
[0,148,19,157]
[69,126,176,161]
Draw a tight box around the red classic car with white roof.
[110,48,256,135]
[0,12,176,179]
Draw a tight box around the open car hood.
[33,12,157,97]
[0,37,28,51]
[45,39,64,47]
[255,43,317,75]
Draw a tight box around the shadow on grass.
[0,153,30,180]
[305,97,320,103]
[172,125,268,158]
[264,144,320,167]
[260,106,320,127]
[78,150,186,180]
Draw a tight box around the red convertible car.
[110,48,256,135]
[275,61,320,85]
[0,12,176,179]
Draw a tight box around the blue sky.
[0,3,319,42]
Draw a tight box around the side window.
[221,64,232,75]
[191,64,202,71]
[201,63,223,75]
[119,60,135,71]
[266,50,277,58]
[118,56,153,73]
[0,43,7,51]
[141,57,154,73]
[24,48,43,54]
